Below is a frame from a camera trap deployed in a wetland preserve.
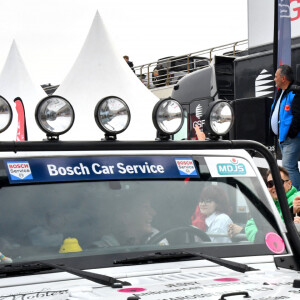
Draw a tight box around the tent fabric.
[0,40,46,141]
[56,11,159,141]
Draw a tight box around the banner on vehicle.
[5,156,200,183]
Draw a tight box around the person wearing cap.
[245,166,300,242]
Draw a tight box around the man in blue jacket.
[271,65,300,190]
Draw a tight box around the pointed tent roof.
[0,40,47,141]
[56,11,159,140]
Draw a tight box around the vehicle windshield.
[0,155,285,268]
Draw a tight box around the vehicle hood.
[0,262,299,299]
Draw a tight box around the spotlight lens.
[156,99,183,134]
[209,102,233,135]
[95,97,130,134]
[36,96,74,135]
[0,96,12,133]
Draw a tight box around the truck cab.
[0,95,300,299]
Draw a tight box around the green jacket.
[245,186,300,242]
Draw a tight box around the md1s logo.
[217,158,246,175]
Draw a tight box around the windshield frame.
[0,145,294,272]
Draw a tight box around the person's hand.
[195,125,206,141]
[294,216,300,223]
[228,223,243,238]
[293,196,300,214]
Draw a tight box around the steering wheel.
[146,225,211,244]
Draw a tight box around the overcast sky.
[0,0,247,85]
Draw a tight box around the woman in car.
[197,185,233,243]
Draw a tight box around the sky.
[0,0,248,86]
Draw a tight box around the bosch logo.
[8,163,29,169]
[175,158,198,176]
[176,160,193,166]
[6,160,33,181]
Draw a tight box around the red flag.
[14,97,27,141]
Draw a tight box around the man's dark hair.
[266,165,289,179]
[278,64,294,82]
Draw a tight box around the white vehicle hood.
[0,262,300,300]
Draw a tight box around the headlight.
[204,100,234,138]
[0,96,12,133]
[152,98,183,139]
[35,95,75,138]
[94,96,131,139]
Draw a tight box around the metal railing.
[134,39,248,89]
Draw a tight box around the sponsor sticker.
[4,156,199,184]
[118,288,146,293]
[6,161,33,180]
[265,232,285,254]
[175,158,198,176]
[217,158,246,176]
[214,278,240,282]
[204,157,256,177]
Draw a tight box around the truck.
[0,94,300,299]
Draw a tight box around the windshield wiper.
[0,261,131,288]
[114,251,258,273]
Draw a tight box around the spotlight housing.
[152,98,184,140]
[94,96,131,140]
[35,95,75,140]
[203,100,234,140]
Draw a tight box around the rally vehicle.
[0,95,300,299]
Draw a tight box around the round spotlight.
[205,101,234,137]
[94,96,131,136]
[0,96,12,133]
[152,98,184,137]
[35,95,75,137]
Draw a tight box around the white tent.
[56,11,159,141]
[0,40,47,141]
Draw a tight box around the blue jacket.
[271,85,300,143]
